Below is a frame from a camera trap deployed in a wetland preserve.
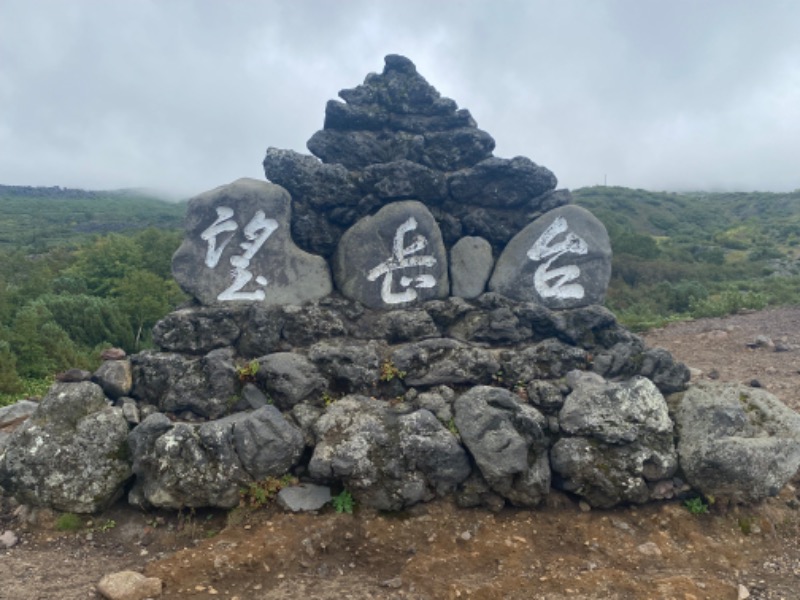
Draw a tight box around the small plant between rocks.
[684,496,710,515]
[55,513,82,532]
[239,474,298,509]
[235,359,260,384]
[379,360,406,383]
[332,489,355,514]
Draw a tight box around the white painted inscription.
[366,216,436,304]
[527,216,588,300]
[200,206,278,301]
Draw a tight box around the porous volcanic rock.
[172,178,332,306]
[490,204,612,309]
[674,382,800,503]
[0,382,131,513]
[334,200,449,309]
[264,54,566,259]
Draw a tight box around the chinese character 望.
[200,206,278,301]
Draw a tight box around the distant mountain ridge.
[0,184,183,202]
[0,184,187,250]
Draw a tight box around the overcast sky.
[1,0,799,198]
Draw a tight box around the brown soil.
[2,308,800,600]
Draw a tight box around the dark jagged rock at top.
[264,54,563,259]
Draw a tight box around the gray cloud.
[1,0,798,196]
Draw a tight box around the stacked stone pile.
[2,55,800,515]
[264,54,565,261]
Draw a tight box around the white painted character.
[200,206,278,301]
[527,216,588,300]
[200,206,238,268]
[367,216,437,304]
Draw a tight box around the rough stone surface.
[550,373,677,508]
[448,156,557,209]
[172,178,332,306]
[674,382,800,503]
[334,201,449,309]
[0,400,39,452]
[454,386,550,507]
[256,353,327,410]
[489,205,612,308]
[231,405,305,480]
[449,236,494,299]
[128,407,304,509]
[263,55,571,260]
[0,382,131,513]
[308,396,470,510]
[0,399,38,428]
[308,340,381,392]
[0,529,19,549]
[277,483,332,512]
[391,338,500,387]
[152,305,243,354]
[130,349,237,419]
[97,570,163,600]
[93,359,133,400]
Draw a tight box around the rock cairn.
[2,55,799,515]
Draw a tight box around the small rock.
[276,483,331,512]
[636,542,662,556]
[578,501,591,512]
[97,570,163,600]
[100,348,127,361]
[738,584,750,600]
[460,531,472,541]
[55,368,92,383]
[708,369,720,380]
[688,367,703,380]
[0,530,19,549]
[381,577,403,589]
[748,379,763,388]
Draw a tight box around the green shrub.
[55,513,82,531]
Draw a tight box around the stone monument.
[4,55,798,516]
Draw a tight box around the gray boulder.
[93,359,132,400]
[0,382,131,513]
[351,308,440,343]
[674,382,800,503]
[489,205,612,309]
[281,304,348,346]
[454,386,550,507]
[334,200,449,309]
[308,396,470,510]
[0,400,39,451]
[277,483,332,512]
[550,373,677,508]
[172,178,332,306]
[231,405,305,480]
[308,340,381,392]
[255,353,326,410]
[448,156,557,209]
[128,406,304,509]
[237,304,284,357]
[391,338,500,387]
[130,349,237,419]
[449,236,494,299]
[153,305,243,354]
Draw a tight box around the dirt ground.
[2,307,800,600]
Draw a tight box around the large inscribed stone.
[489,205,611,309]
[334,200,448,309]
[172,178,332,306]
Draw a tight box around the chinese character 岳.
[367,216,437,304]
